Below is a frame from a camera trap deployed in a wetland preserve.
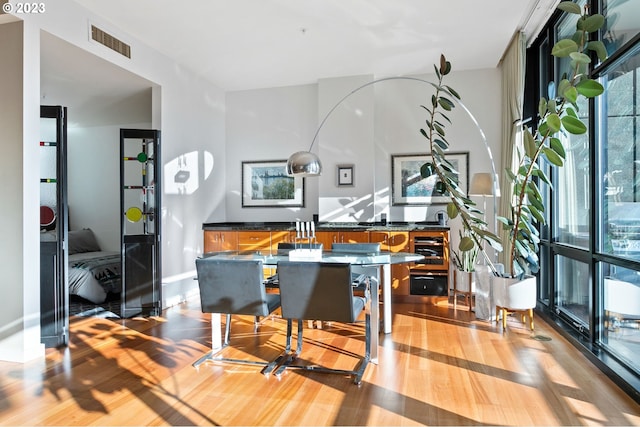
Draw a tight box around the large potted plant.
[421,1,606,318]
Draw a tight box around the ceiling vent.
[91,25,131,58]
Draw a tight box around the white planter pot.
[474,265,495,320]
[494,274,537,330]
[453,269,475,293]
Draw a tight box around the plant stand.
[452,269,475,311]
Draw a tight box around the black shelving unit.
[120,129,162,317]
[40,105,68,347]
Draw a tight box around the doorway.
[40,31,157,335]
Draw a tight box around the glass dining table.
[200,249,424,364]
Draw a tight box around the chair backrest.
[277,261,362,323]
[195,257,273,316]
[331,243,380,254]
[277,242,323,255]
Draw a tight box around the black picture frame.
[391,152,469,205]
[241,160,305,208]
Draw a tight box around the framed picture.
[242,160,305,208]
[337,164,354,187]
[391,152,469,205]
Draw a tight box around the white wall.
[225,68,502,239]
[375,69,502,225]
[226,84,319,221]
[0,0,226,361]
[68,122,151,251]
[317,75,376,223]
[0,19,44,362]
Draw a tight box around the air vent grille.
[91,25,131,58]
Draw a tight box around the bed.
[66,228,122,304]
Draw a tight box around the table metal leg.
[370,268,379,364]
[381,263,392,334]
[210,312,222,351]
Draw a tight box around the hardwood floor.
[1,298,639,426]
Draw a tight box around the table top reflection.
[203,250,424,266]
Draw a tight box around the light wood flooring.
[1,298,639,426]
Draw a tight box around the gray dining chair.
[264,261,371,385]
[264,242,325,288]
[331,242,379,292]
[193,257,281,369]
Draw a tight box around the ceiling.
[71,0,558,92]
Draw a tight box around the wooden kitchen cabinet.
[315,230,369,249]
[204,230,238,253]
[237,231,273,254]
[369,231,411,298]
[203,226,449,303]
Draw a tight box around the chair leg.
[275,316,371,385]
[261,318,293,376]
[275,319,303,377]
[195,314,272,369]
[351,312,371,385]
[224,313,232,346]
[528,308,535,331]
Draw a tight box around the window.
[528,0,640,397]
[599,45,640,261]
[600,262,640,374]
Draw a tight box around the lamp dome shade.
[286,151,322,176]
[469,172,500,197]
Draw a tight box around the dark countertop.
[202,221,449,232]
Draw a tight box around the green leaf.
[459,236,475,252]
[543,147,564,166]
[557,79,571,98]
[524,128,537,158]
[420,163,434,178]
[538,121,549,136]
[552,39,578,57]
[561,115,587,134]
[538,98,548,118]
[569,51,591,65]
[587,40,608,62]
[549,137,566,160]
[438,97,454,111]
[581,14,605,32]
[546,113,562,133]
[440,54,451,75]
[576,79,605,98]
[446,202,458,219]
[528,193,545,212]
[434,138,448,150]
[444,85,460,100]
[529,204,545,223]
[563,85,578,103]
[570,31,583,47]
[532,168,552,186]
[557,1,582,14]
